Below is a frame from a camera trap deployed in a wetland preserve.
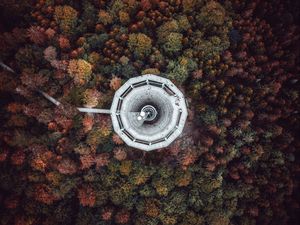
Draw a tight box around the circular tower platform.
[110,74,188,151]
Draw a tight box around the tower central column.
[137,105,158,121]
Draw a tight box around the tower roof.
[110,74,188,151]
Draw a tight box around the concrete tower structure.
[110,74,188,151]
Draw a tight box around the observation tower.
[110,74,188,151]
